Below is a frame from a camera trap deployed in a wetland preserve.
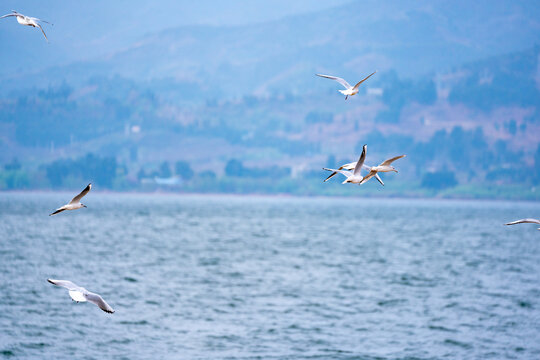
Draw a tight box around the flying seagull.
[0,10,52,42]
[504,218,540,230]
[323,144,369,184]
[360,154,406,184]
[324,155,406,184]
[47,279,115,313]
[316,71,376,99]
[49,183,91,216]
[324,163,383,185]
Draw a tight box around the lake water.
[0,193,539,359]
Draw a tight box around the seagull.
[49,183,91,216]
[504,218,540,230]
[316,71,376,100]
[324,163,383,185]
[322,144,368,184]
[47,279,115,313]
[0,10,52,42]
[324,155,406,184]
[360,154,406,185]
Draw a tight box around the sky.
[0,0,349,76]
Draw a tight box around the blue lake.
[0,193,539,359]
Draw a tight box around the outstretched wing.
[360,169,378,185]
[49,207,66,216]
[69,183,91,204]
[374,173,384,186]
[352,71,376,90]
[316,74,352,89]
[380,154,406,166]
[323,170,340,182]
[36,23,48,42]
[47,279,79,290]
[353,145,367,175]
[85,292,115,313]
[0,13,18,19]
[29,17,53,25]
[322,168,353,178]
[505,218,540,226]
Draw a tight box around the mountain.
[0,0,348,79]
[0,1,539,197]
[1,0,539,97]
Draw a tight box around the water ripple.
[0,194,539,359]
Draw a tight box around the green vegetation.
[0,48,539,200]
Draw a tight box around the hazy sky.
[0,0,349,75]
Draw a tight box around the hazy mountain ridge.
[1,0,539,96]
[0,1,539,196]
[0,46,539,197]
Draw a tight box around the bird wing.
[380,154,406,166]
[85,292,115,313]
[316,74,352,89]
[353,145,367,175]
[48,279,79,291]
[374,173,384,186]
[323,163,349,182]
[362,164,383,185]
[352,71,377,90]
[0,14,18,19]
[323,170,339,182]
[360,169,378,184]
[505,219,540,225]
[29,17,53,25]
[322,168,353,178]
[69,183,91,204]
[49,207,66,216]
[36,23,49,42]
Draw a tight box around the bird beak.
[83,205,87,208]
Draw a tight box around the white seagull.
[323,144,369,184]
[0,10,52,42]
[324,162,383,185]
[49,183,91,216]
[316,71,376,100]
[504,218,540,230]
[360,154,406,185]
[324,155,406,185]
[48,279,115,313]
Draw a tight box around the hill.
[1,0,539,96]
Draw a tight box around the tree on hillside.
[225,159,245,177]
[175,161,194,180]
[159,161,172,178]
[45,153,118,188]
[4,158,21,171]
[421,171,458,190]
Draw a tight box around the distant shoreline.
[1,189,538,205]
